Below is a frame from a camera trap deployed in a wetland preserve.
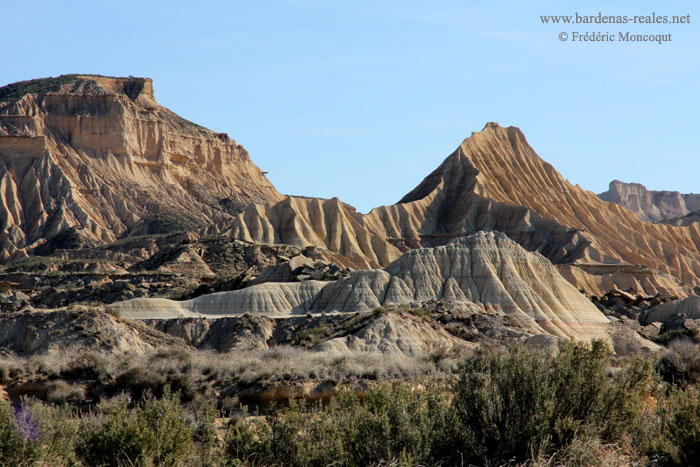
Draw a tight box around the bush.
[224,384,451,466]
[448,340,653,465]
[114,366,167,400]
[23,400,81,465]
[0,400,40,466]
[46,380,86,405]
[61,351,110,381]
[642,385,700,466]
[658,338,700,385]
[76,390,195,466]
[526,432,648,466]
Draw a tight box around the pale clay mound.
[112,232,610,341]
[0,75,281,262]
[315,312,476,356]
[113,281,327,319]
[642,296,700,324]
[216,123,700,297]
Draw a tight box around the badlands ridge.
[0,74,698,355]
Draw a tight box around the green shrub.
[658,338,700,385]
[105,307,121,319]
[292,325,329,348]
[24,400,81,465]
[448,340,653,465]
[654,328,698,346]
[643,386,700,466]
[76,391,195,466]
[114,365,167,400]
[61,351,110,381]
[46,380,86,405]
[224,417,272,466]
[408,308,431,318]
[0,400,40,466]
[223,384,451,466]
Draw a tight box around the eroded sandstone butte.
[598,179,700,223]
[0,75,281,262]
[221,123,700,296]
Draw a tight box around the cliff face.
[598,180,700,223]
[0,75,281,262]
[221,123,700,295]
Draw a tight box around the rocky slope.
[112,232,611,340]
[220,123,700,296]
[0,75,281,262]
[598,180,700,223]
[660,211,700,227]
[0,308,183,355]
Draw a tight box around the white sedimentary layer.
[113,232,610,340]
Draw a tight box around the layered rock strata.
[221,123,700,296]
[0,75,281,262]
[598,179,700,223]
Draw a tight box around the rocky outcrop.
[0,75,281,262]
[314,312,474,356]
[0,308,184,355]
[250,256,351,285]
[598,180,700,223]
[220,196,402,269]
[311,233,609,339]
[556,263,688,298]
[660,211,700,227]
[113,232,610,340]
[145,310,475,356]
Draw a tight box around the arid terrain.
[1,75,700,466]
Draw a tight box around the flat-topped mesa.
[75,75,155,101]
[0,74,281,262]
[598,179,700,223]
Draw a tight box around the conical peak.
[396,123,530,205]
[467,121,526,141]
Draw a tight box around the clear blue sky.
[2,0,698,212]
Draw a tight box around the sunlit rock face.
[599,179,700,223]
[0,75,281,262]
[222,122,700,296]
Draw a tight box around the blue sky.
[2,0,698,212]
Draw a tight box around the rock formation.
[314,312,474,356]
[598,180,700,223]
[112,232,611,340]
[642,296,700,324]
[219,123,700,296]
[660,211,700,227]
[0,308,183,355]
[0,75,281,262]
